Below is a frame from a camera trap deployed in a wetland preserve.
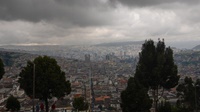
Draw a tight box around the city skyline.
[0,0,200,48]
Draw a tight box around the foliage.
[176,77,200,111]
[158,101,171,112]
[6,95,20,111]
[171,106,191,112]
[0,58,5,79]
[158,101,191,112]
[73,97,89,111]
[135,39,179,89]
[134,39,179,111]
[121,77,152,112]
[18,56,71,112]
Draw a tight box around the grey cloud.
[0,20,67,45]
[0,0,113,27]
[0,0,200,46]
[112,0,200,7]
[155,3,200,25]
[178,6,200,24]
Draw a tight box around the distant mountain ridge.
[95,41,144,47]
[193,45,200,50]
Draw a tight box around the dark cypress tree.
[134,40,156,89]
[134,39,179,112]
[0,58,5,79]
[120,77,152,112]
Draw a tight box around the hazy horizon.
[0,40,199,49]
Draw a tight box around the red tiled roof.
[73,94,82,98]
[95,96,110,101]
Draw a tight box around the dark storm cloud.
[113,0,200,7]
[0,0,113,27]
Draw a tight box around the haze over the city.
[0,0,200,48]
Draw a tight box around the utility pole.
[33,64,35,112]
[89,63,94,112]
[89,67,91,112]
[195,84,199,112]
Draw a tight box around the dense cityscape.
[0,42,200,111]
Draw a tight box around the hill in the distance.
[95,41,144,47]
[193,44,200,50]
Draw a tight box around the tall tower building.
[85,54,90,62]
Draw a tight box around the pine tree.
[134,39,179,112]
[120,77,152,112]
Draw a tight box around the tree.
[0,58,5,79]
[6,95,20,111]
[73,97,89,111]
[134,39,179,112]
[176,77,200,111]
[121,77,152,112]
[158,101,172,112]
[18,56,71,112]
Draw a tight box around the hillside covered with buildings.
[0,43,200,111]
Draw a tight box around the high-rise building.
[85,54,90,62]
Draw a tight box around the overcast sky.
[0,0,200,48]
